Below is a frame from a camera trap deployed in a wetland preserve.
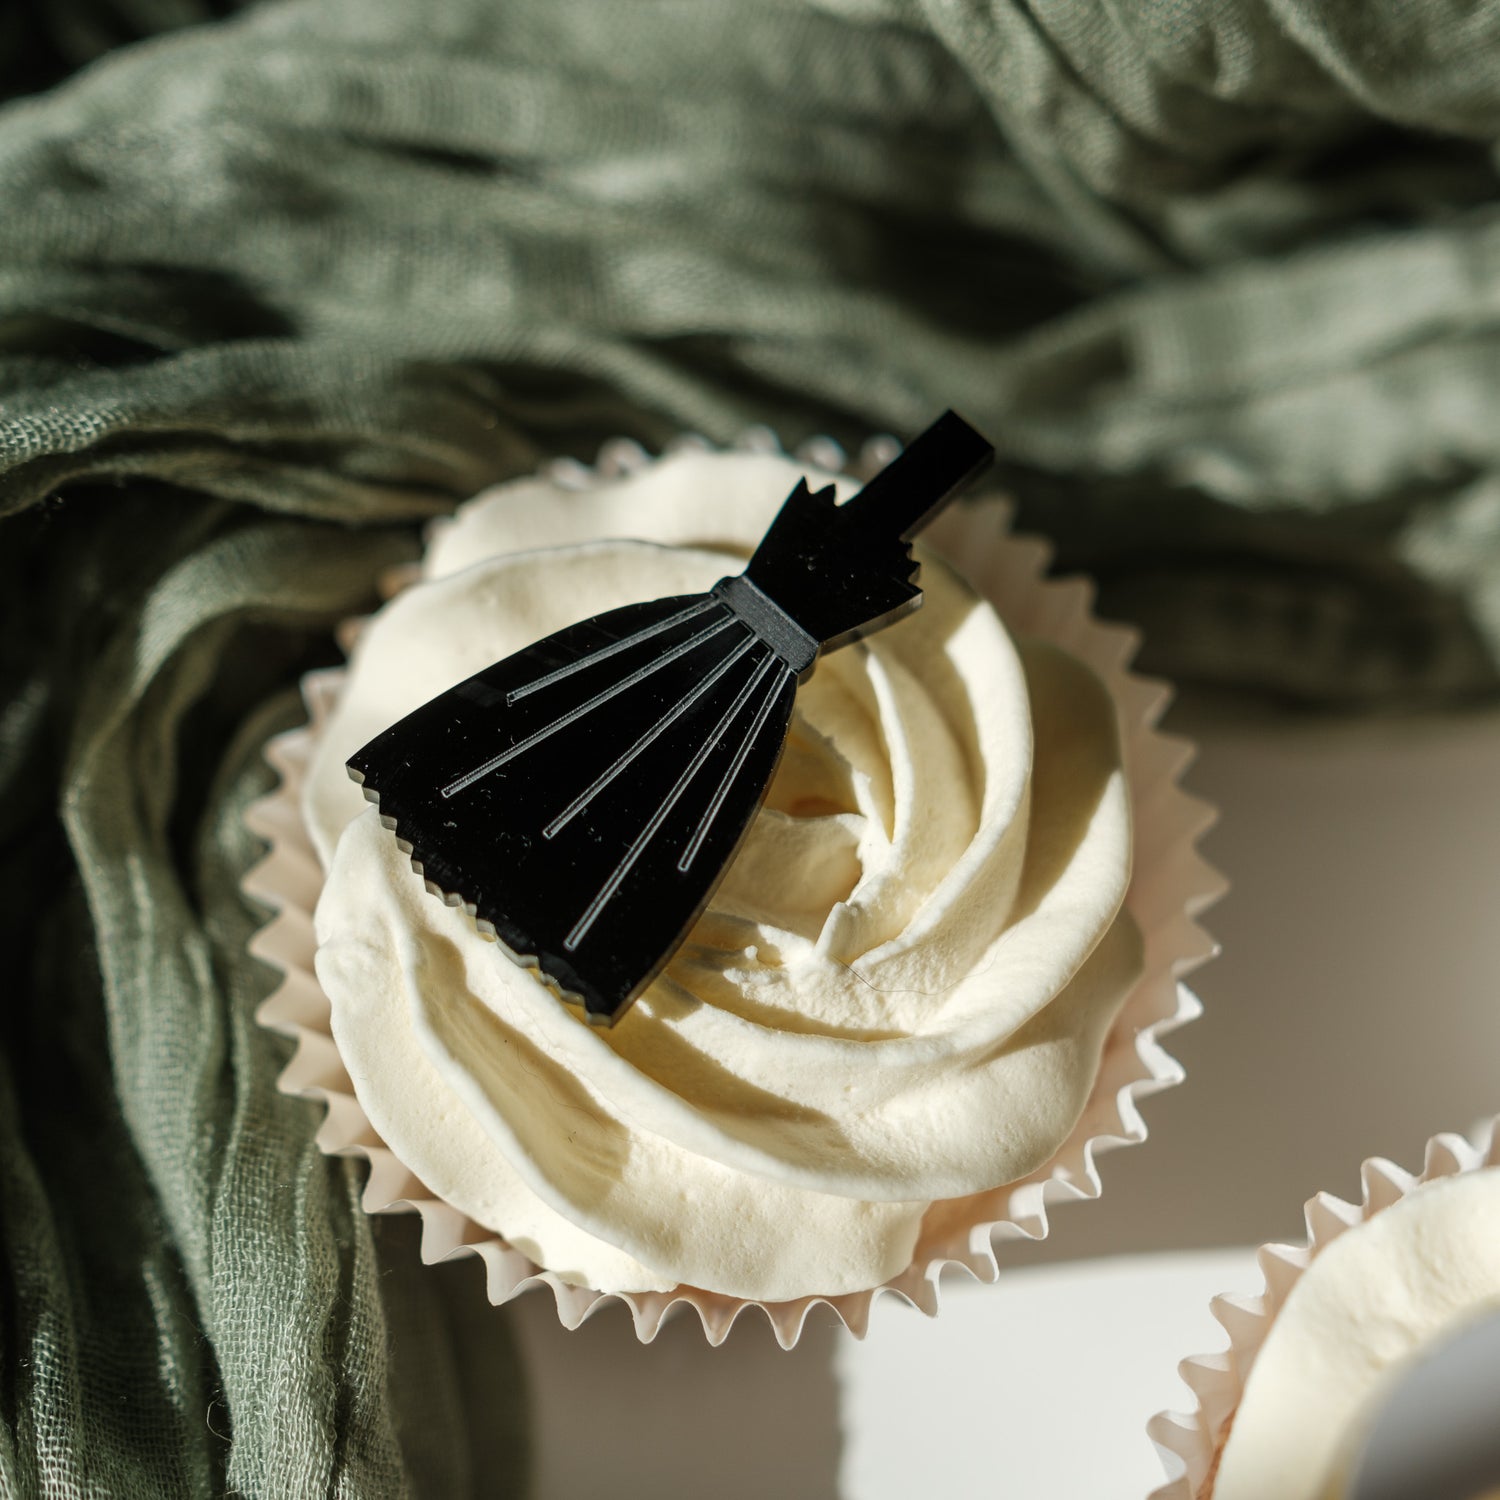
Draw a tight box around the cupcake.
[247,433,1220,1343]
[1150,1120,1500,1499]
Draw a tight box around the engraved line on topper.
[542,632,763,840]
[678,656,788,874]
[563,651,791,952]
[505,597,719,705]
[441,610,739,800]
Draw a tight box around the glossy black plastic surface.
[1347,1306,1500,1500]
[347,410,993,1022]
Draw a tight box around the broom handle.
[847,410,994,540]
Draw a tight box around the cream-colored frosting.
[307,449,1142,1301]
[1213,1166,1500,1500]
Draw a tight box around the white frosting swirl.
[307,449,1142,1300]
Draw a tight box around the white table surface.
[508,706,1500,1499]
[513,1249,1256,1500]
[836,1251,1259,1500]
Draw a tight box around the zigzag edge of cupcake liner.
[241,428,1224,1349]
[1145,1116,1500,1498]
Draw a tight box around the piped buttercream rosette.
[244,431,1221,1346]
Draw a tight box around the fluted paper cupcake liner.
[243,429,1223,1348]
[1146,1115,1500,1498]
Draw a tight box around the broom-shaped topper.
[347,411,994,1023]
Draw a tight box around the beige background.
[1015,702,1500,1266]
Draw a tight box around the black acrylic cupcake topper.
[1347,1306,1500,1500]
[347,410,994,1024]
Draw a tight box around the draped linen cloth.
[5,0,1500,1492]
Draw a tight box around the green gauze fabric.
[6,0,1500,702]
[6,0,1500,1494]
[1,488,528,1497]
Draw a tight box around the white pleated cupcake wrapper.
[242,428,1223,1349]
[1146,1116,1500,1498]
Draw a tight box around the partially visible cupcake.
[247,432,1220,1343]
[1150,1119,1500,1499]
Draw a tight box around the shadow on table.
[512,1289,843,1500]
